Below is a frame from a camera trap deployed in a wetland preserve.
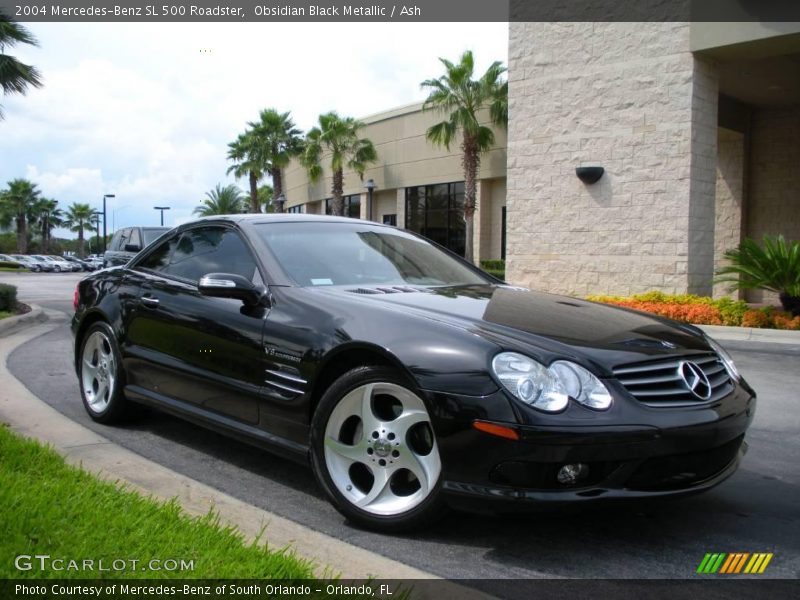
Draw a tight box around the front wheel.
[77,322,131,424]
[53,265,61,272]
[310,366,446,531]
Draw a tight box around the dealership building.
[284,21,799,303]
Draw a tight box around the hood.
[316,284,710,365]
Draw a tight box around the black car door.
[123,225,267,425]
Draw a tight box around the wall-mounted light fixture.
[576,166,604,184]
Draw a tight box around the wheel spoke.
[355,467,393,509]
[82,359,98,379]
[324,436,365,464]
[392,409,428,438]
[358,383,380,431]
[398,447,440,496]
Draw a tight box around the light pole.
[275,194,286,214]
[364,179,376,221]
[154,206,171,226]
[102,194,115,254]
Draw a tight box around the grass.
[0,424,318,579]
[0,311,12,320]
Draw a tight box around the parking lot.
[2,271,799,583]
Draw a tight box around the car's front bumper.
[430,384,756,512]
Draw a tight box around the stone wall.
[507,22,719,296]
[713,128,745,299]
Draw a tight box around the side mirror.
[124,244,142,252]
[198,273,268,306]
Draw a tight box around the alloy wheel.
[323,382,441,516]
[81,331,117,413]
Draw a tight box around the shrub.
[480,259,505,271]
[0,260,24,270]
[741,309,771,328]
[0,284,17,312]
[772,313,800,330]
[715,235,800,316]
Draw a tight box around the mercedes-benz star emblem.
[678,361,712,400]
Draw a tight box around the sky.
[0,22,509,239]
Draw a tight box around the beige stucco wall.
[283,103,506,207]
[745,107,800,304]
[506,22,719,296]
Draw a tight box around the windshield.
[256,221,489,288]
[143,228,168,245]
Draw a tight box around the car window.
[163,227,257,283]
[137,235,178,272]
[128,228,142,248]
[142,228,168,245]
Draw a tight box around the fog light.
[557,463,589,485]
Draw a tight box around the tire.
[77,322,131,424]
[310,366,446,531]
[54,266,61,272]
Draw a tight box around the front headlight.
[492,352,613,412]
[705,336,740,381]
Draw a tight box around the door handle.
[140,296,160,308]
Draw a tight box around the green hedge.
[0,260,24,270]
[0,284,17,312]
[480,260,505,280]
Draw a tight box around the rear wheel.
[53,265,61,272]
[311,366,446,531]
[78,322,132,424]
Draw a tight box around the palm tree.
[247,109,303,213]
[420,50,507,263]
[62,202,95,258]
[193,184,246,216]
[0,178,41,253]
[258,184,274,213]
[33,197,62,254]
[300,112,378,216]
[226,130,263,213]
[0,15,43,120]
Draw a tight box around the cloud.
[1,22,508,236]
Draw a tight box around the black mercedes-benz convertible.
[72,214,756,531]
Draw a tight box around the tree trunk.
[332,169,344,216]
[461,138,480,264]
[16,214,27,254]
[41,217,49,254]
[249,171,260,213]
[272,167,284,213]
[779,293,800,317]
[78,227,85,258]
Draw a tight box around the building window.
[287,204,304,214]
[383,214,397,226]
[405,182,465,256]
[325,195,361,218]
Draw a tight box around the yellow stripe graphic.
[744,554,759,573]
[750,554,766,573]
[758,553,773,574]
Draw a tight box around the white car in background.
[32,255,72,273]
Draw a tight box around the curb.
[697,324,800,345]
[0,304,47,337]
[0,317,448,584]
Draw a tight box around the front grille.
[613,353,734,406]
[626,435,744,491]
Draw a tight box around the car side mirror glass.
[124,244,142,252]
[198,273,268,306]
